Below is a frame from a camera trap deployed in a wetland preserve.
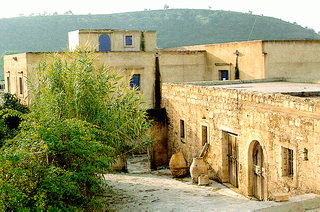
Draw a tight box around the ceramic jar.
[169,152,188,177]
[190,157,208,183]
[111,156,128,172]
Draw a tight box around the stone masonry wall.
[162,83,320,199]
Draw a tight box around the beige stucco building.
[165,40,320,82]
[4,29,208,106]
[162,79,320,200]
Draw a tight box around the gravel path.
[103,155,320,212]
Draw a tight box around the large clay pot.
[169,152,188,177]
[111,156,128,172]
[190,157,208,183]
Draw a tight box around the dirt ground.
[103,155,320,212]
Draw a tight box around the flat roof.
[179,79,320,95]
[213,82,320,94]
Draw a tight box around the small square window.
[219,70,229,80]
[282,147,294,177]
[129,74,140,90]
[125,35,133,46]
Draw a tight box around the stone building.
[3,29,320,200]
[4,30,320,105]
[162,79,320,200]
[4,29,209,105]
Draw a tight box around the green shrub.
[0,118,112,210]
[0,93,29,146]
[0,48,151,210]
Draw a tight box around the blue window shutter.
[99,34,111,52]
[130,74,140,90]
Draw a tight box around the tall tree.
[0,48,151,210]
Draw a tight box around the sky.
[0,0,319,32]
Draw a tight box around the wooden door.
[227,134,238,187]
[253,143,264,200]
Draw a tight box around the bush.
[0,94,29,147]
[0,93,29,113]
[0,49,151,210]
[0,118,112,210]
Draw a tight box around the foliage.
[0,93,29,113]
[0,49,151,210]
[30,49,151,155]
[0,93,29,146]
[0,117,111,210]
[1,9,320,77]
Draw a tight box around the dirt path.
[103,155,320,212]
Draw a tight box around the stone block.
[198,174,209,186]
[273,193,290,202]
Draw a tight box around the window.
[129,74,140,90]
[124,35,133,47]
[282,147,294,176]
[180,120,185,141]
[6,77,10,92]
[99,34,111,52]
[219,70,229,80]
[201,125,208,146]
[19,77,23,95]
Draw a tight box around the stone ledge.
[255,193,320,212]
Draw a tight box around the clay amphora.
[190,157,208,183]
[169,152,188,177]
[111,156,128,172]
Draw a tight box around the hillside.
[1,9,319,79]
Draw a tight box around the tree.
[64,10,73,15]
[0,48,151,210]
[0,93,29,147]
[30,49,151,155]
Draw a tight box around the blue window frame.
[125,35,133,46]
[130,74,140,90]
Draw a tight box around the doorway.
[227,133,238,187]
[251,141,265,200]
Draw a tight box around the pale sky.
[1,0,319,32]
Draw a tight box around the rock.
[198,174,209,186]
[273,193,290,202]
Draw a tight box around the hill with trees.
[1,9,319,79]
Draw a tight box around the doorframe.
[221,130,239,186]
[248,140,268,200]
